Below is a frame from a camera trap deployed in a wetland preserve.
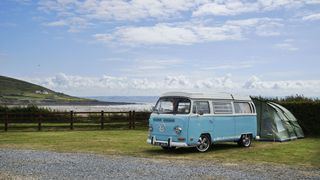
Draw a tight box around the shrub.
[0,105,69,123]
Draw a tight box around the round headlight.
[174,126,182,134]
[149,126,153,132]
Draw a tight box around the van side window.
[193,101,210,114]
[177,102,191,114]
[234,102,252,114]
[213,102,233,114]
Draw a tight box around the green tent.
[253,99,304,142]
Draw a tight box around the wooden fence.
[0,111,151,131]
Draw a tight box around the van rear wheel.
[238,134,252,147]
[196,135,211,152]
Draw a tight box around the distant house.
[35,90,49,95]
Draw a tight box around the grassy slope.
[0,75,90,103]
[0,130,319,167]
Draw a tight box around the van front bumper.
[147,137,189,147]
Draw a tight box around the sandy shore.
[38,103,153,112]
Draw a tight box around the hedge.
[279,102,320,136]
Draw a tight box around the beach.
[39,103,154,112]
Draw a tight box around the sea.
[87,96,159,104]
[41,96,159,112]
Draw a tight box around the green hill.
[0,75,101,105]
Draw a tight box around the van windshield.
[154,97,191,114]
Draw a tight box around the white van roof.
[161,92,251,101]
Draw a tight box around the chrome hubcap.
[242,136,250,146]
[197,137,209,152]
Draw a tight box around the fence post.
[70,111,74,130]
[132,111,136,129]
[4,112,8,132]
[100,111,104,130]
[38,113,42,131]
[129,111,132,129]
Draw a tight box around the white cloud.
[202,61,257,70]
[255,21,283,36]
[27,73,236,95]
[212,74,234,89]
[26,73,320,96]
[241,76,320,97]
[38,0,199,22]
[258,0,304,11]
[37,0,320,35]
[274,39,299,51]
[93,33,113,42]
[302,13,320,21]
[45,20,67,27]
[93,18,282,45]
[38,0,320,23]
[243,76,266,89]
[305,0,320,5]
[43,16,91,32]
[226,18,283,37]
[192,0,307,17]
[109,23,199,45]
[274,43,299,51]
[193,1,259,17]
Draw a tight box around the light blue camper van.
[147,92,257,152]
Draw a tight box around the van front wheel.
[196,135,211,152]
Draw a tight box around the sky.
[0,0,320,97]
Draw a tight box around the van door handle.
[209,120,213,123]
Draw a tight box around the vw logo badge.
[159,123,165,132]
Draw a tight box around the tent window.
[213,102,233,114]
[275,116,286,132]
[234,102,252,114]
[262,110,274,132]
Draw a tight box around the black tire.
[238,134,252,147]
[161,146,176,151]
[196,134,211,152]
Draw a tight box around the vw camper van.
[147,92,257,152]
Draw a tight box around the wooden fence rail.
[0,111,151,131]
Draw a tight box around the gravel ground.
[0,149,319,180]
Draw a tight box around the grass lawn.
[0,130,319,167]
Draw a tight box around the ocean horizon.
[85,96,159,104]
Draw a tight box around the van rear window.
[155,97,191,114]
[234,102,252,114]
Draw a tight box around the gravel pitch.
[0,149,319,180]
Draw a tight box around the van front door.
[188,101,213,145]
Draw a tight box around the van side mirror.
[152,106,159,114]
